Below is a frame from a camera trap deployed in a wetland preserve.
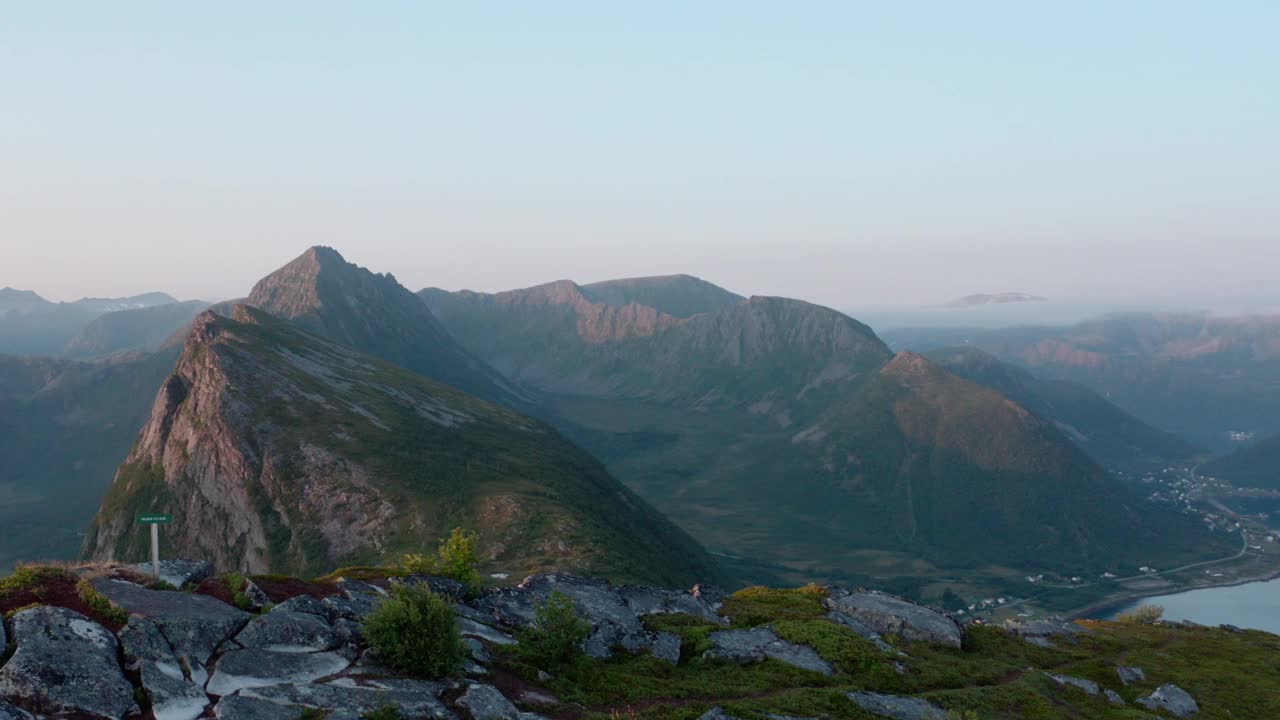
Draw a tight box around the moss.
[76,578,128,626]
[721,584,829,627]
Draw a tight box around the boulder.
[466,637,493,665]
[1045,672,1099,696]
[1116,665,1146,686]
[241,677,452,718]
[468,574,722,661]
[139,660,210,720]
[234,610,338,653]
[1104,689,1125,706]
[824,611,903,655]
[91,577,250,664]
[272,594,330,617]
[704,627,833,675]
[205,648,350,695]
[0,606,138,720]
[825,590,962,648]
[119,616,211,720]
[847,691,948,720]
[457,683,520,720]
[1137,684,1199,717]
[1003,617,1084,647]
[651,631,682,664]
[214,695,309,720]
[132,559,215,588]
[241,579,274,611]
[0,701,32,720]
[392,574,468,601]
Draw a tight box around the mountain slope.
[883,313,1280,451]
[579,274,745,317]
[0,291,179,356]
[249,247,525,406]
[927,347,1199,468]
[63,300,210,359]
[422,284,1229,584]
[83,306,719,585]
[1203,434,1280,489]
[0,349,178,572]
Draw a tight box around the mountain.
[0,290,179,356]
[946,292,1047,307]
[63,300,210,359]
[83,306,718,585]
[0,288,52,316]
[423,282,1229,584]
[0,348,179,572]
[926,347,1199,469]
[883,313,1280,451]
[578,274,746,317]
[248,247,525,406]
[1203,434,1280,489]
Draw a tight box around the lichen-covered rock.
[1104,689,1125,705]
[272,594,330,617]
[825,590,962,648]
[468,574,722,662]
[457,683,520,720]
[133,559,215,588]
[824,611,902,655]
[1045,672,1099,696]
[213,695,309,720]
[392,574,467,601]
[704,627,833,675]
[91,577,250,664]
[0,606,138,720]
[1116,665,1146,686]
[205,648,350,695]
[651,631,682,664]
[234,609,338,653]
[1137,684,1199,717]
[242,677,452,718]
[847,691,948,720]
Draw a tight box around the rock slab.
[847,691,949,720]
[826,590,962,648]
[457,683,520,720]
[206,648,351,695]
[704,626,833,675]
[1137,684,1199,717]
[92,577,250,664]
[0,606,138,720]
[132,559,215,588]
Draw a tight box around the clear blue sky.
[1,2,1276,309]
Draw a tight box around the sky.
[1,2,1277,311]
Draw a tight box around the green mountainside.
[0,349,178,572]
[422,283,1231,588]
[1203,433,1280,489]
[927,347,1199,469]
[83,306,719,585]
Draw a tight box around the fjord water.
[1107,577,1280,633]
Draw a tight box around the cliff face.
[83,306,718,585]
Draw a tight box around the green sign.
[137,514,172,525]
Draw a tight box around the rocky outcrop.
[1116,665,1146,685]
[132,559,215,588]
[206,649,351,695]
[0,606,138,719]
[92,578,250,665]
[825,590,962,648]
[1044,672,1099,696]
[240,678,453,718]
[234,607,339,653]
[1137,684,1199,717]
[470,574,725,662]
[847,691,949,720]
[457,682,521,720]
[704,627,833,675]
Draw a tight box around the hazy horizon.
[3,3,1277,310]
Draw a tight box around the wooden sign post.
[136,514,173,581]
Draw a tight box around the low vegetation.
[514,590,593,669]
[401,527,480,590]
[361,584,465,679]
[1115,603,1164,625]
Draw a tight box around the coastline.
[1067,565,1280,621]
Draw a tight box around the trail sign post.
[136,514,172,581]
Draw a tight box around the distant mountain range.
[424,276,1228,584]
[945,292,1047,307]
[884,313,1280,451]
[0,288,184,357]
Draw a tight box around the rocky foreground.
[0,560,1255,719]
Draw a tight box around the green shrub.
[223,572,254,611]
[1116,604,1165,625]
[362,585,464,679]
[516,590,592,668]
[400,527,480,589]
